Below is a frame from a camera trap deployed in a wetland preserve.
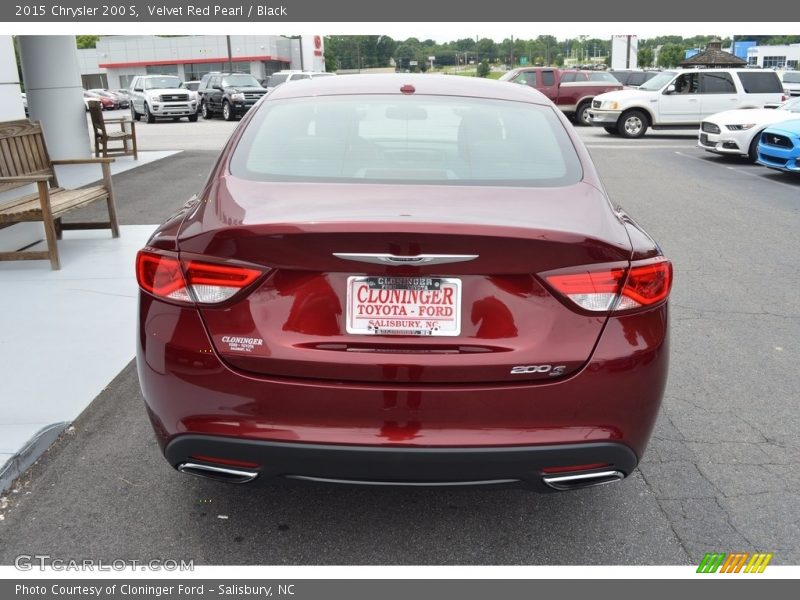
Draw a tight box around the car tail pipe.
[176,462,258,484]
[541,470,625,491]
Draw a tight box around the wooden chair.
[88,100,138,160]
[0,119,120,270]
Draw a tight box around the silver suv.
[129,75,198,123]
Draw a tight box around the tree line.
[324,34,800,72]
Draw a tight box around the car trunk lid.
[177,178,632,383]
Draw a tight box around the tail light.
[136,249,263,305]
[544,258,672,313]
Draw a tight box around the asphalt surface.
[0,119,798,565]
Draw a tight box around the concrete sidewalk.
[0,149,217,493]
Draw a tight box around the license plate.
[346,276,461,336]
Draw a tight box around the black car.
[198,73,266,121]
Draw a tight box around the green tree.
[658,44,686,68]
[454,38,476,52]
[474,38,497,62]
[476,60,490,78]
[76,35,99,49]
[394,42,421,72]
[638,47,654,67]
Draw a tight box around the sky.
[6,22,797,41]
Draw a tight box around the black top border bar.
[4,0,800,22]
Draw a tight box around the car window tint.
[269,74,288,85]
[222,74,261,87]
[738,72,783,93]
[144,76,182,90]
[627,73,646,86]
[293,74,311,80]
[783,73,800,83]
[701,72,736,94]
[541,71,556,86]
[513,72,537,86]
[610,71,630,84]
[231,96,582,187]
[560,73,576,83]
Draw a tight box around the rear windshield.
[738,71,783,93]
[783,72,800,84]
[230,95,583,187]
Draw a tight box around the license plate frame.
[346,276,462,336]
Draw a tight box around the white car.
[262,70,335,91]
[698,96,800,162]
[781,71,800,97]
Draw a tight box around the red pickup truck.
[500,68,623,125]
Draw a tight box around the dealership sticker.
[220,336,264,353]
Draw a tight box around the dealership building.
[76,35,315,89]
[745,43,800,70]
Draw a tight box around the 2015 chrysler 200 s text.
[136,74,672,492]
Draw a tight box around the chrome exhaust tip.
[177,462,258,484]
[542,470,624,491]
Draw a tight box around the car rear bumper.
[137,295,668,483]
[165,435,638,491]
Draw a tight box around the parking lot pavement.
[97,109,238,152]
[585,130,800,563]
[0,123,798,565]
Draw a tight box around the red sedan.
[84,90,115,110]
[136,74,672,492]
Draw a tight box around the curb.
[0,422,69,494]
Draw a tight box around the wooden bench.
[88,100,138,160]
[0,119,120,270]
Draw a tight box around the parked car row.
[119,70,333,124]
[569,66,798,174]
[698,96,800,161]
[586,68,787,138]
[87,88,130,109]
[698,96,800,173]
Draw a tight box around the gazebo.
[680,39,746,69]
